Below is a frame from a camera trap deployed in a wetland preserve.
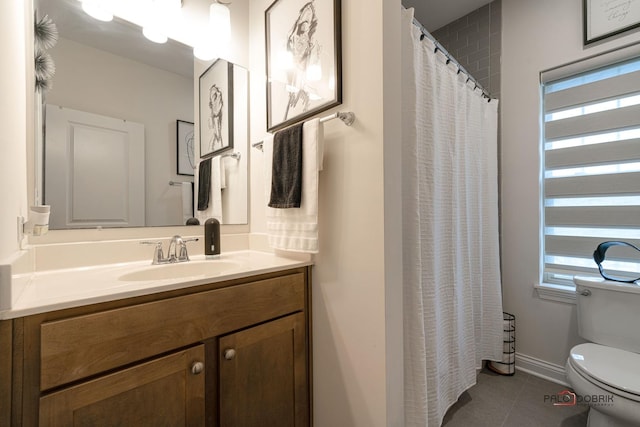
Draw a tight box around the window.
[541,51,640,291]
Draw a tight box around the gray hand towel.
[197,158,212,211]
[269,122,304,208]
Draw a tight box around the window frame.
[537,43,640,303]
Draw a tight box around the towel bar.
[221,152,241,160]
[169,181,190,186]
[252,111,355,151]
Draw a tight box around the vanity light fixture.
[209,0,231,44]
[80,0,113,22]
[142,24,168,44]
[194,0,231,61]
[143,0,182,44]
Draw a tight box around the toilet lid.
[570,343,640,397]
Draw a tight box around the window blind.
[541,55,640,286]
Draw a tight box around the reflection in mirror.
[35,0,248,229]
[194,61,248,226]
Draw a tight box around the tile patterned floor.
[442,368,589,427]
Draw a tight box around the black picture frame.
[199,59,234,159]
[177,120,194,176]
[584,0,640,45]
[265,0,342,132]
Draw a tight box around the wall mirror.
[34,0,249,229]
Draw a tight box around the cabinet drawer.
[40,272,304,390]
[40,345,205,427]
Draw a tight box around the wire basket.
[487,312,515,376]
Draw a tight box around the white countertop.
[1,250,312,319]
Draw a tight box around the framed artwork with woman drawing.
[199,59,234,158]
[265,0,342,132]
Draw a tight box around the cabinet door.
[39,345,205,427]
[219,313,308,427]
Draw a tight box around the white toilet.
[566,277,640,427]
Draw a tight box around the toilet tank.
[575,277,640,353]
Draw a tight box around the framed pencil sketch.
[265,0,342,132]
[177,120,194,176]
[584,0,640,45]
[199,59,234,159]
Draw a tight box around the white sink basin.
[118,260,240,282]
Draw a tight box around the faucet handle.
[178,237,199,261]
[141,241,164,264]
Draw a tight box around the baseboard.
[515,352,569,386]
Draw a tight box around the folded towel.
[211,156,223,221]
[197,158,211,211]
[181,181,193,224]
[269,122,304,208]
[220,156,227,190]
[264,118,324,253]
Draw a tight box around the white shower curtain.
[401,8,504,427]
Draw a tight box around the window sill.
[534,283,576,304]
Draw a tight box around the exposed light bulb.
[194,35,218,61]
[209,1,231,44]
[143,0,178,44]
[158,0,182,13]
[143,26,168,44]
[194,1,231,60]
[81,0,113,22]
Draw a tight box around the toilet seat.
[569,343,640,402]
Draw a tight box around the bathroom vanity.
[1,254,312,426]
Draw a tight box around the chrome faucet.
[141,235,199,265]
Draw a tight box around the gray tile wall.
[432,0,501,98]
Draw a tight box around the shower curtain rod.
[412,17,492,101]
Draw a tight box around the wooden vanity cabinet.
[1,319,12,427]
[218,313,308,427]
[8,266,312,427]
[39,345,206,426]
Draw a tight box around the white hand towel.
[210,156,223,222]
[264,118,324,253]
[181,182,193,224]
[220,156,227,190]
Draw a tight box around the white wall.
[47,38,193,227]
[248,0,403,425]
[0,1,30,262]
[383,1,404,425]
[501,0,640,372]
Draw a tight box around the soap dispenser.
[204,218,220,258]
